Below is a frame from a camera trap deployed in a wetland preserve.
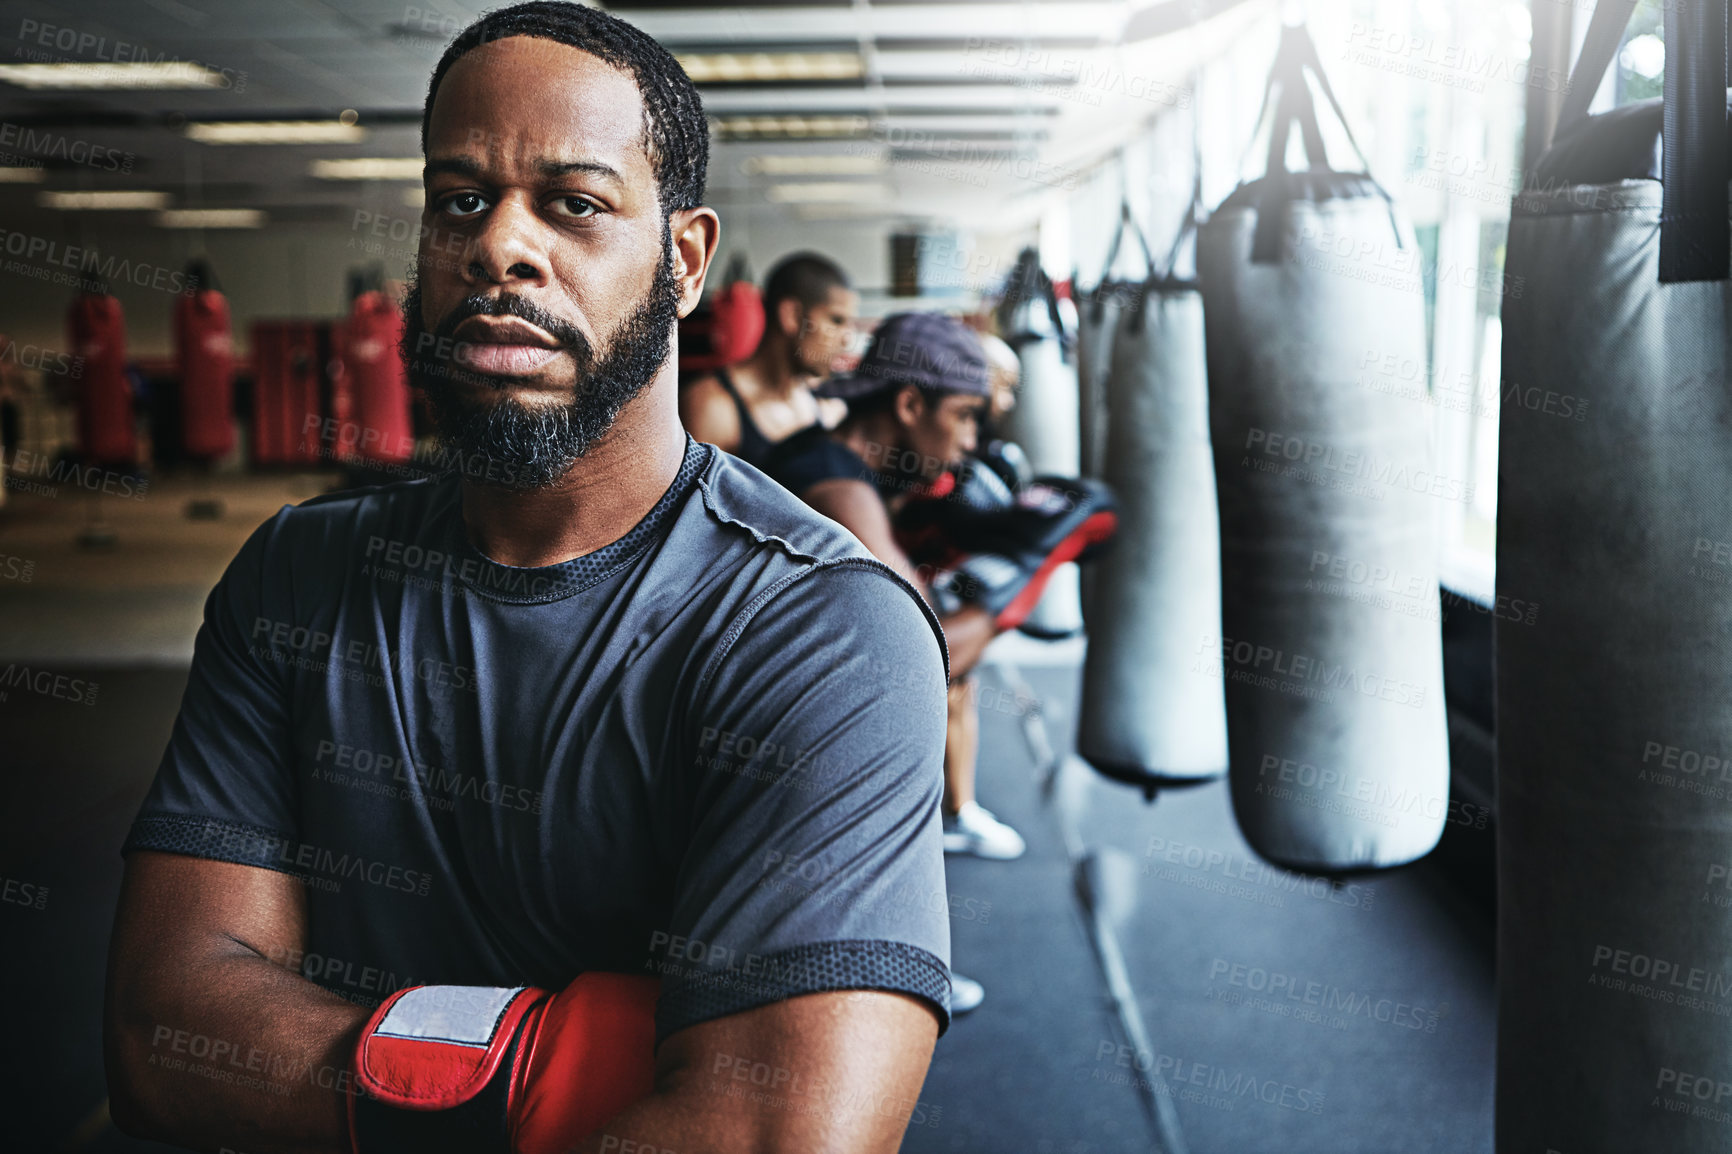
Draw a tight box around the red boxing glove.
[350,973,659,1154]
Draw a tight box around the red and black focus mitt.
[917,475,1118,631]
[349,973,659,1154]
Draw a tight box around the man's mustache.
[430,293,588,355]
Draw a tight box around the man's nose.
[460,197,549,287]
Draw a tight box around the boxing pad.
[709,255,765,366]
[924,476,1117,632]
[1077,271,1228,794]
[345,291,414,465]
[894,455,1016,566]
[351,973,658,1154]
[69,292,135,466]
[1198,23,1447,871]
[997,249,1085,637]
[174,289,236,462]
[1496,4,1732,1151]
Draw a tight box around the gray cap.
[815,311,991,401]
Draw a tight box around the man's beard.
[402,233,682,491]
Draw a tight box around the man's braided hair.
[421,1,709,213]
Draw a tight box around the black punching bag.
[1496,1,1732,1149]
[1197,24,1448,871]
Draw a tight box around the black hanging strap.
[1660,0,1728,283]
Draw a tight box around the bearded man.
[101,5,952,1153]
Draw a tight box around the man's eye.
[553,197,598,218]
[437,192,488,217]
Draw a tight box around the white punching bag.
[1198,24,1448,871]
[1078,253,1229,794]
[1497,2,1732,1150]
[999,247,1084,639]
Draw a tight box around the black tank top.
[715,367,775,468]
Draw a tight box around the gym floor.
[0,477,1494,1154]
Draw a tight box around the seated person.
[680,251,857,468]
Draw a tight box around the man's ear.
[776,297,805,339]
[892,383,925,429]
[669,207,721,319]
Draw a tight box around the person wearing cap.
[762,312,1117,1011]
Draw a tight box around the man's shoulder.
[690,451,950,682]
[241,476,451,573]
[692,448,878,567]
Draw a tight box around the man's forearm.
[108,947,369,1154]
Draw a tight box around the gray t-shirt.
[122,437,954,1043]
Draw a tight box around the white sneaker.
[951,972,986,1015]
[942,801,1027,860]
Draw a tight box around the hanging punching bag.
[1198,24,1447,871]
[710,254,765,366]
[998,247,1085,639]
[1079,220,1229,795]
[345,290,413,465]
[175,283,236,463]
[69,290,135,467]
[1496,3,1732,1150]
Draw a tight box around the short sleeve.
[655,559,953,1043]
[121,514,301,863]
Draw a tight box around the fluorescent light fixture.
[38,189,170,210]
[310,157,423,181]
[0,166,46,183]
[768,182,893,204]
[744,154,885,176]
[714,115,871,140]
[678,52,863,84]
[187,120,366,145]
[0,61,228,90]
[156,208,266,229]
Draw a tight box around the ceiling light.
[0,166,46,183]
[744,154,885,176]
[311,157,423,181]
[768,182,894,204]
[38,189,170,210]
[187,120,367,145]
[714,115,871,140]
[156,209,266,229]
[0,61,228,90]
[678,52,864,84]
